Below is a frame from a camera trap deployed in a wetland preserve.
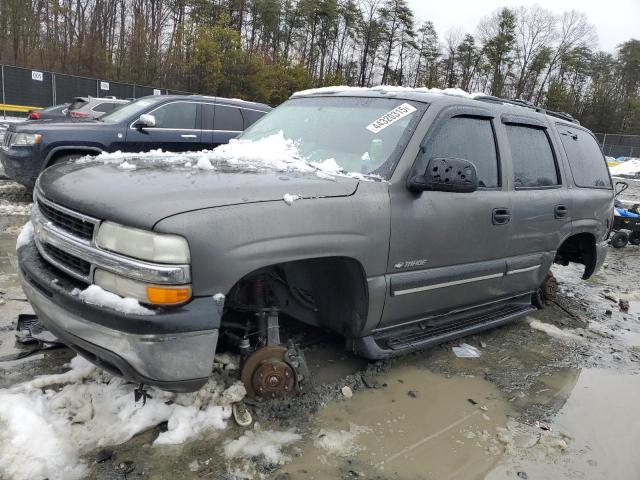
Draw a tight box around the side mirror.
[134,114,156,129]
[409,157,478,193]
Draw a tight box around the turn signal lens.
[146,286,191,305]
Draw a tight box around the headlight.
[94,269,191,305]
[10,133,42,146]
[96,221,190,264]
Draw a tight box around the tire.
[610,231,629,249]
[629,231,640,246]
[532,273,557,309]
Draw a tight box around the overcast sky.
[406,0,639,52]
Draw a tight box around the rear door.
[555,122,613,242]
[382,107,513,328]
[501,116,572,295]
[125,100,202,152]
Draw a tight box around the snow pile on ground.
[77,132,384,182]
[224,425,302,465]
[0,200,32,216]
[0,356,246,480]
[313,424,370,457]
[71,284,154,315]
[292,85,486,99]
[15,221,33,250]
[610,159,640,177]
[528,319,583,342]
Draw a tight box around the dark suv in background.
[0,95,271,188]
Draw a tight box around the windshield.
[99,97,159,123]
[239,96,426,178]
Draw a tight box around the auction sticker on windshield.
[366,103,416,134]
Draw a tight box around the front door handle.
[180,134,197,138]
[492,208,511,225]
[554,204,568,219]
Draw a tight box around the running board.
[351,303,536,360]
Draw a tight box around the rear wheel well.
[223,257,369,338]
[554,232,597,279]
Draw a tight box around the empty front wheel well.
[224,257,369,337]
[554,232,597,279]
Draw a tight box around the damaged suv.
[17,88,613,397]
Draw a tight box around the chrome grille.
[42,243,91,277]
[38,200,95,240]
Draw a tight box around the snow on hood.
[0,356,247,480]
[80,131,384,182]
[292,85,487,99]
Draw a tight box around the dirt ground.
[1,178,639,480]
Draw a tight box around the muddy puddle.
[282,364,512,480]
[486,368,640,480]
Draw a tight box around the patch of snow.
[0,356,245,480]
[0,201,32,216]
[0,116,27,124]
[214,352,240,371]
[224,426,302,465]
[452,343,481,358]
[528,319,582,341]
[75,131,385,183]
[309,157,342,173]
[283,193,301,205]
[72,284,154,316]
[213,292,226,305]
[118,160,136,170]
[610,159,640,176]
[15,221,34,250]
[195,156,215,170]
[292,85,486,99]
[313,424,370,457]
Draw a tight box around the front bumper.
[0,146,41,188]
[18,241,220,392]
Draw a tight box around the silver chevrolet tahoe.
[17,89,614,397]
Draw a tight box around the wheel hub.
[241,346,297,399]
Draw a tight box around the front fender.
[153,182,390,297]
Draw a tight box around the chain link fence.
[595,133,640,159]
[1,64,190,116]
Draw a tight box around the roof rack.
[473,95,579,125]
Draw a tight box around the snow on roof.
[292,85,486,99]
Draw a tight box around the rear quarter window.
[242,109,268,128]
[557,124,612,188]
[214,105,243,131]
[505,124,559,188]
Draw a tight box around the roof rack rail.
[473,95,579,125]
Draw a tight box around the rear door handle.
[554,204,568,219]
[492,208,511,225]
[180,134,197,138]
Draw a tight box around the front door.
[381,109,513,329]
[125,101,202,152]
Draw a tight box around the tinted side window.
[423,116,499,188]
[242,109,267,128]
[506,125,558,188]
[215,105,243,131]
[557,125,612,188]
[153,102,197,129]
[93,102,119,113]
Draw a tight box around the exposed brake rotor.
[241,346,297,399]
